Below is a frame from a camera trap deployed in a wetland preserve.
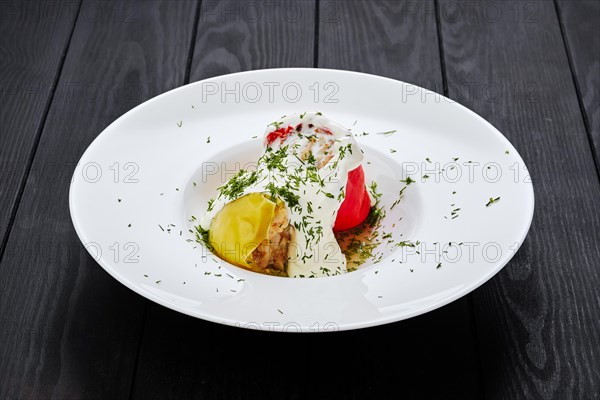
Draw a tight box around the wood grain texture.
[0,1,198,399]
[438,0,600,398]
[318,0,443,92]
[2,1,598,399]
[556,0,600,168]
[189,0,316,81]
[317,1,481,398]
[134,300,478,400]
[0,0,80,253]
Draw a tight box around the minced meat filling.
[248,202,292,274]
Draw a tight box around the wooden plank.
[438,0,600,398]
[188,0,316,79]
[0,0,80,254]
[556,0,600,169]
[0,1,198,399]
[317,1,481,398]
[135,301,477,400]
[132,1,480,400]
[318,0,443,92]
[130,1,317,399]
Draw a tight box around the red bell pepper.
[334,166,371,231]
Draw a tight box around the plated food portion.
[197,112,376,278]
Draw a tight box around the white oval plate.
[70,69,534,332]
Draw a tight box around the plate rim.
[69,68,535,332]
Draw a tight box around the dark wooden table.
[1,1,599,399]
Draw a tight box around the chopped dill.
[217,170,259,200]
[486,196,501,207]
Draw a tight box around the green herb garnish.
[218,169,260,200]
[194,225,212,251]
[486,197,501,207]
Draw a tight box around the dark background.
[1,0,599,399]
